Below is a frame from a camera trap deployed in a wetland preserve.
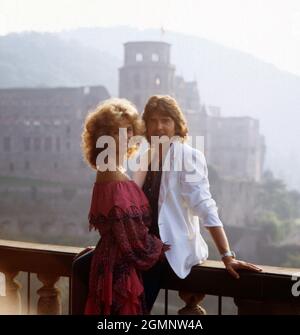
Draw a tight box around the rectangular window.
[34,138,41,151]
[56,137,61,152]
[24,137,31,151]
[9,162,14,172]
[45,137,52,152]
[4,137,11,152]
[66,125,71,135]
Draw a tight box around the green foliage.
[282,253,300,268]
[254,211,294,242]
[254,170,300,239]
[258,171,294,220]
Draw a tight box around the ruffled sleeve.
[109,205,164,271]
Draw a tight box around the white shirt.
[132,139,223,279]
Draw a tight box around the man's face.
[146,111,176,141]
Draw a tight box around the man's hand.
[222,257,262,279]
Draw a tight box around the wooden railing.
[161,260,300,314]
[0,239,300,315]
[0,239,82,315]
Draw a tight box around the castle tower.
[119,41,175,112]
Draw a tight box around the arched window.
[83,86,90,95]
[136,53,143,62]
[152,53,159,62]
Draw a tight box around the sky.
[0,0,300,76]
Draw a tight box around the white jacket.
[133,140,223,279]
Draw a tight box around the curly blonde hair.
[143,95,188,141]
[81,98,144,170]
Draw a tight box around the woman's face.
[113,118,134,156]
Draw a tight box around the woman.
[81,98,168,315]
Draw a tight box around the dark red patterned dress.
[84,180,164,315]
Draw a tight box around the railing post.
[37,273,62,315]
[177,290,206,315]
[234,298,300,315]
[0,271,22,315]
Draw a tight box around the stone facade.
[0,86,110,183]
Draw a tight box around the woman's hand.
[74,246,94,260]
[162,243,171,252]
[159,243,171,262]
[222,257,262,279]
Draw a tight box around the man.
[133,95,262,314]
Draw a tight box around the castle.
[119,41,265,181]
[0,41,265,183]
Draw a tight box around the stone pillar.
[37,273,61,315]
[178,290,206,315]
[0,271,22,314]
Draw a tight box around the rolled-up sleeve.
[180,148,223,228]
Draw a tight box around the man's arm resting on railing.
[207,226,262,279]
